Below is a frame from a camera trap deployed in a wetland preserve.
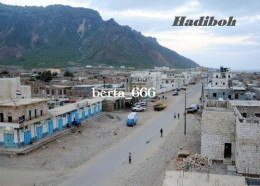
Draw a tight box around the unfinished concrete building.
[201,100,260,175]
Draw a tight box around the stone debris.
[177,149,190,158]
[177,154,212,172]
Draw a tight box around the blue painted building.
[0,97,103,148]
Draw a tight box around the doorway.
[224,143,232,158]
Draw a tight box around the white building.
[0,78,103,148]
[154,66,170,71]
[211,67,233,88]
[130,71,161,93]
[0,97,103,148]
[0,78,31,99]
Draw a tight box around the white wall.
[0,78,21,99]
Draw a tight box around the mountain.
[0,3,199,68]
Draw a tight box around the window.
[216,75,218,78]
[18,115,25,124]
[228,75,231,78]
[223,82,225,85]
[242,113,247,118]
[40,110,43,116]
[255,113,260,118]
[235,93,239,99]
[228,95,232,99]
[29,110,32,120]
[223,92,225,96]
[8,116,12,122]
[216,82,218,85]
[35,109,37,118]
[213,93,217,97]
[0,113,3,122]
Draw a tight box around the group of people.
[162,95,167,99]
[173,112,180,119]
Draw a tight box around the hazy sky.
[1,0,260,70]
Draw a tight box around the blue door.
[98,105,101,113]
[24,131,31,145]
[82,111,86,120]
[37,126,43,139]
[88,108,91,118]
[48,120,53,134]
[75,112,79,122]
[94,105,96,115]
[58,118,63,130]
[4,133,14,147]
[67,115,72,126]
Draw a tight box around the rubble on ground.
[177,154,212,172]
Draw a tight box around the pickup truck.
[134,102,147,107]
[153,102,166,111]
[186,104,200,113]
[132,105,146,112]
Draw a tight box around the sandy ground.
[0,96,167,185]
[113,86,203,186]
[0,84,203,186]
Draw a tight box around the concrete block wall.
[236,106,260,118]
[201,109,236,161]
[236,118,260,175]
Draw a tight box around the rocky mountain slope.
[0,3,199,68]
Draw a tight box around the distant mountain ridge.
[0,3,199,68]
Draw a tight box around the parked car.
[186,104,199,113]
[181,87,187,90]
[153,102,166,111]
[136,102,147,107]
[126,112,138,126]
[172,91,179,96]
[132,105,146,112]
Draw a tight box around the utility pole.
[184,90,186,135]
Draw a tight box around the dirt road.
[61,83,202,186]
[0,83,201,186]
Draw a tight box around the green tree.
[1,70,9,75]
[36,71,52,82]
[52,72,58,77]
[64,71,74,77]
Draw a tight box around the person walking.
[174,112,176,119]
[160,128,163,137]
[128,152,132,164]
[178,113,180,119]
